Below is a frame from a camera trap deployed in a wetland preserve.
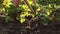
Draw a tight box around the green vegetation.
[0,0,60,25]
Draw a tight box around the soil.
[0,20,60,34]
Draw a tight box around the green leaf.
[20,17,25,23]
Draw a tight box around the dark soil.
[0,20,60,34]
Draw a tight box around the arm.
[12,0,34,13]
[24,0,34,13]
[12,0,21,7]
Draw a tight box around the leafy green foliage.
[0,0,60,25]
[0,0,3,4]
